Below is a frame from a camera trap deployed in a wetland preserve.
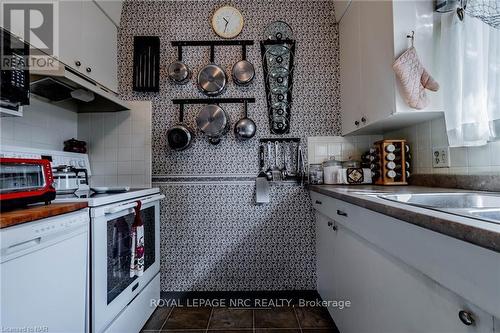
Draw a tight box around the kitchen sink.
[378,192,500,224]
[379,192,500,209]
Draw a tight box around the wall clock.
[211,6,244,39]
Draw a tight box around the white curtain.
[440,12,500,147]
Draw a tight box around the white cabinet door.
[58,0,84,71]
[339,1,363,135]
[315,211,336,304]
[93,0,123,27]
[359,0,395,126]
[81,1,118,92]
[330,217,494,333]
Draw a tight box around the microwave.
[0,29,30,116]
[0,158,56,210]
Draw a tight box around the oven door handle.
[104,194,165,215]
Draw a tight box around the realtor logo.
[1,0,59,70]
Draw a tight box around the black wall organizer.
[172,98,255,106]
[133,36,160,92]
[261,39,296,135]
[171,40,254,60]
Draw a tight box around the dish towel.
[130,200,145,277]
[393,47,439,109]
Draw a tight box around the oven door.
[91,194,163,333]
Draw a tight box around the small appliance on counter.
[0,158,56,210]
[52,165,89,194]
[63,138,87,153]
[368,139,411,185]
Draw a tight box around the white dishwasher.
[1,208,89,333]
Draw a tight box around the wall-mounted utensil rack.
[172,98,255,106]
[171,40,254,60]
[260,39,296,135]
[259,137,300,143]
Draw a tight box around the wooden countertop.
[0,202,88,229]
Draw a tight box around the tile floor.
[141,306,339,333]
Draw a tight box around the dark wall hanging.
[261,21,296,135]
[133,36,160,92]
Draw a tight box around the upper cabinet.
[58,0,121,93]
[93,0,124,27]
[337,0,443,135]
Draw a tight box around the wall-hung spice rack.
[260,39,296,135]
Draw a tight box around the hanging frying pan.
[232,45,255,86]
[167,104,194,151]
[234,100,256,140]
[197,45,227,96]
[168,46,191,85]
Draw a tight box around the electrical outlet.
[432,146,450,168]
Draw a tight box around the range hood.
[30,62,130,112]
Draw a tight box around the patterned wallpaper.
[118,0,340,291]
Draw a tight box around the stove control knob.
[78,160,85,167]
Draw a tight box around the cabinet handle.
[327,221,333,227]
[458,310,474,326]
[354,120,360,126]
[337,210,348,217]
[315,200,322,205]
[75,60,81,67]
[361,117,367,123]
[86,67,92,73]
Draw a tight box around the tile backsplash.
[308,135,383,165]
[77,101,152,187]
[384,116,500,175]
[0,98,78,150]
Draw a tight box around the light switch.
[432,146,450,168]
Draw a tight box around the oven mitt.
[393,47,439,110]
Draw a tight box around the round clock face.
[211,6,244,39]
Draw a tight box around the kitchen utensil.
[168,47,191,85]
[167,105,195,151]
[133,36,160,92]
[281,142,288,180]
[52,165,89,194]
[197,45,227,96]
[271,141,282,181]
[264,21,294,41]
[232,45,255,86]
[196,104,230,145]
[234,100,256,141]
[265,141,273,181]
[255,144,270,204]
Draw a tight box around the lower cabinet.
[313,199,496,333]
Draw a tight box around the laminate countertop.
[309,185,500,253]
[0,202,88,229]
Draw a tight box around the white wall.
[308,135,383,164]
[77,101,152,188]
[385,116,500,175]
[0,98,78,150]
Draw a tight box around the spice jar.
[309,164,324,184]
